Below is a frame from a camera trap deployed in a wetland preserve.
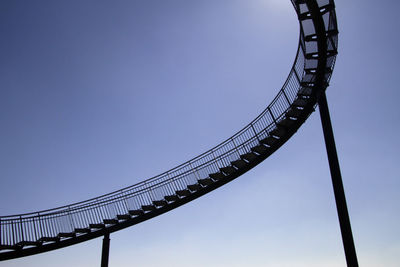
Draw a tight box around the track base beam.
[101,233,110,267]
[318,91,359,267]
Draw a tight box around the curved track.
[0,0,338,261]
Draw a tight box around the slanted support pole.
[318,91,359,267]
[101,233,110,267]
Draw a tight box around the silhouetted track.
[0,0,338,261]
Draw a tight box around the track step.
[304,67,332,75]
[278,117,296,128]
[305,52,320,59]
[304,68,316,74]
[241,152,257,162]
[298,11,312,21]
[188,184,202,191]
[251,144,269,154]
[198,178,213,186]
[261,136,278,147]
[302,73,315,83]
[305,50,336,59]
[39,237,60,242]
[89,223,105,229]
[299,3,335,21]
[0,244,19,250]
[16,241,41,247]
[293,98,308,107]
[176,189,191,197]
[231,159,247,169]
[304,29,338,42]
[220,166,236,175]
[165,195,179,202]
[286,107,302,118]
[117,214,131,220]
[298,87,313,97]
[58,232,76,238]
[270,127,286,138]
[153,200,167,207]
[299,3,336,22]
[75,228,91,234]
[129,209,144,216]
[142,205,156,211]
[104,219,118,225]
[209,172,225,181]
[300,81,314,87]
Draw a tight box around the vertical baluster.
[190,163,201,183]
[32,217,38,242]
[120,190,129,213]
[12,220,15,245]
[38,213,43,241]
[68,207,75,232]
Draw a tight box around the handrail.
[0,31,305,221]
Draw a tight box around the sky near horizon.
[1,0,399,266]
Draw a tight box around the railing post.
[250,123,260,142]
[268,107,277,126]
[293,67,301,83]
[282,87,291,105]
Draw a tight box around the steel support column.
[318,91,358,267]
[101,233,110,267]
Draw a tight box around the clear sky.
[0,0,399,266]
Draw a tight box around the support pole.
[101,233,110,267]
[318,91,359,267]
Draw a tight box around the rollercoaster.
[1,0,347,265]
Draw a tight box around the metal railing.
[0,0,338,251]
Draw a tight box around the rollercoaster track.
[0,0,338,261]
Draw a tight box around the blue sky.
[0,0,399,266]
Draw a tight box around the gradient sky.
[0,0,399,266]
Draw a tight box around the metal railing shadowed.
[1,0,338,261]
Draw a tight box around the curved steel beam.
[0,0,339,261]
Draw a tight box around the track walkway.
[0,0,338,261]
